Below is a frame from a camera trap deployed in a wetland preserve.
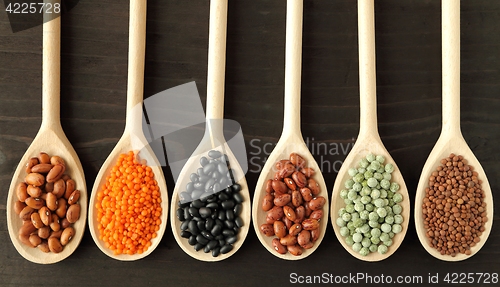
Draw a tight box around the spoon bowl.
[414,0,493,261]
[252,0,329,260]
[6,2,87,264]
[169,0,251,261]
[88,0,169,261]
[330,0,409,261]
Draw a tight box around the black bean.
[207,240,218,250]
[226,210,234,221]
[220,244,233,254]
[212,183,221,193]
[226,236,237,244]
[218,210,226,221]
[218,239,226,247]
[212,247,220,257]
[221,200,235,210]
[180,231,191,238]
[215,235,224,241]
[197,168,205,177]
[235,217,244,228]
[224,220,235,229]
[203,245,211,253]
[201,230,214,240]
[218,192,229,201]
[188,235,197,246]
[200,156,209,167]
[233,204,242,216]
[219,178,229,189]
[191,189,204,200]
[205,218,214,230]
[178,200,189,208]
[183,207,192,221]
[208,150,222,159]
[193,216,203,222]
[197,220,206,231]
[233,193,244,203]
[218,163,229,175]
[203,163,215,175]
[196,234,209,245]
[199,207,211,218]
[211,224,222,236]
[180,220,189,231]
[189,207,200,217]
[199,175,209,183]
[206,202,218,209]
[222,229,235,237]
[176,208,185,221]
[207,195,218,203]
[191,199,204,208]
[186,182,194,192]
[194,243,204,251]
[188,220,199,235]
[224,187,232,194]
[233,226,240,233]
[205,178,216,191]
[190,173,199,182]
[231,184,242,193]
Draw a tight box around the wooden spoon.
[6,1,87,264]
[330,0,410,261]
[251,0,329,260]
[169,0,251,262]
[88,0,169,261]
[414,0,493,261]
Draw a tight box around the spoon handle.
[441,0,461,136]
[125,0,147,133]
[357,0,378,137]
[41,0,61,130]
[206,0,228,121]
[282,0,303,137]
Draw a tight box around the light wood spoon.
[6,0,87,264]
[252,0,329,260]
[88,0,169,261]
[170,0,251,262]
[330,0,410,262]
[414,0,493,261]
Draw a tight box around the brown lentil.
[423,153,486,256]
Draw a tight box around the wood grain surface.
[1,0,499,286]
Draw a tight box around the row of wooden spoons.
[6,0,493,264]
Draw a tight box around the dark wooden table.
[1,0,499,286]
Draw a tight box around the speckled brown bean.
[48,237,63,253]
[30,163,53,174]
[19,221,37,238]
[309,210,323,221]
[309,196,326,211]
[25,197,44,209]
[272,238,287,254]
[45,182,54,193]
[299,167,315,177]
[46,164,65,183]
[310,228,320,242]
[38,152,50,164]
[68,190,80,205]
[284,177,297,191]
[262,194,274,211]
[39,207,52,226]
[273,221,287,238]
[19,206,35,221]
[31,212,44,229]
[274,193,291,207]
[29,234,42,247]
[46,192,58,211]
[292,171,307,188]
[271,180,288,195]
[14,201,26,215]
[297,230,311,247]
[279,234,298,246]
[283,217,293,230]
[53,178,66,199]
[49,230,62,239]
[60,227,75,246]
[50,214,60,232]
[289,223,302,236]
[299,187,313,202]
[291,190,303,207]
[38,241,50,253]
[27,185,42,198]
[25,173,45,186]
[50,156,65,166]
[25,157,39,173]
[55,198,67,218]
[294,206,305,223]
[267,206,284,222]
[19,234,32,247]
[66,204,80,223]
[260,224,275,236]
[289,153,305,167]
[287,244,303,256]
[38,226,50,239]
[279,163,296,179]
[60,218,70,229]
[307,178,320,196]
[283,205,297,222]
[302,218,320,231]
[16,182,29,202]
